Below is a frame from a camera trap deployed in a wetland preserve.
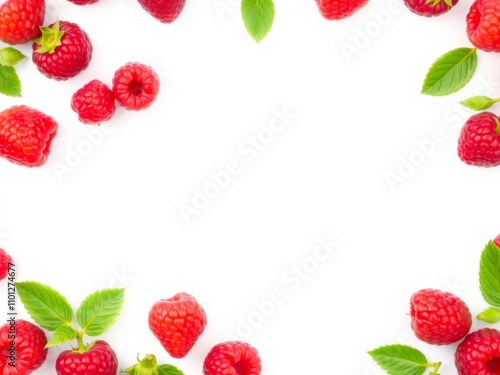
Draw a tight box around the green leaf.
[157,364,185,375]
[0,47,25,67]
[76,288,125,336]
[15,281,73,331]
[0,65,22,97]
[479,241,500,307]
[368,344,431,375]
[158,364,185,375]
[421,47,477,96]
[45,325,77,348]
[461,96,500,111]
[477,307,500,324]
[241,0,275,43]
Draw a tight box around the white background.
[1,0,500,374]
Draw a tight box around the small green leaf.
[45,325,77,348]
[0,47,25,67]
[241,0,275,43]
[0,65,22,97]
[158,364,185,375]
[368,344,431,375]
[479,241,500,307]
[76,288,125,336]
[421,47,477,96]
[16,281,73,331]
[461,96,500,111]
[477,307,500,324]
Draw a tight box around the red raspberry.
[467,0,500,52]
[0,105,58,167]
[0,320,48,375]
[71,80,116,125]
[0,0,45,45]
[0,248,13,280]
[148,292,207,358]
[137,0,186,23]
[455,328,500,375]
[457,112,500,167]
[315,0,369,20]
[403,0,458,17]
[494,234,500,248]
[55,340,118,375]
[32,20,93,81]
[203,341,262,375]
[68,0,99,4]
[410,288,472,345]
[112,62,160,111]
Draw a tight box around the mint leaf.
[45,325,77,348]
[0,65,22,97]
[241,0,275,43]
[368,344,436,375]
[76,288,125,336]
[477,307,500,324]
[461,96,500,111]
[421,47,477,96]
[16,281,73,331]
[0,47,25,67]
[158,364,185,375]
[479,241,500,307]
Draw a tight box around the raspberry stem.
[426,361,441,375]
[494,117,500,134]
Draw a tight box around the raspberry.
[403,0,458,17]
[0,320,48,375]
[455,328,500,375]
[71,80,116,125]
[467,0,500,52]
[0,249,13,280]
[203,341,262,375]
[315,0,369,20]
[148,292,207,358]
[410,288,472,345]
[0,105,58,167]
[457,112,500,167]
[68,0,99,4]
[56,340,118,375]
[0,0,45,45]
[32,20,93,81]
[112,62,160,111]
[137,0,186,23]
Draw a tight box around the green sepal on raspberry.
[121,354,185,375]
[33,20,65,54]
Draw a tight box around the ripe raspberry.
[55,340,118,375]
[410,288,472,345]
[137,0,186,23]
[0,320,48,375]
[467,0,500,52]
[148,292,207,358]
[68,0,99,4]
[403,0,458,17]
[0,0,45,45]
[0,105,58,167]
[455,328,500,375]
[32,20,93,80]
[494,234,500,248]
[203,341,262,375]
[112,62,160,111]
[457,112,500,167]
[315,0,369,20]
[0,249,13,280]
[71,80,116,124]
